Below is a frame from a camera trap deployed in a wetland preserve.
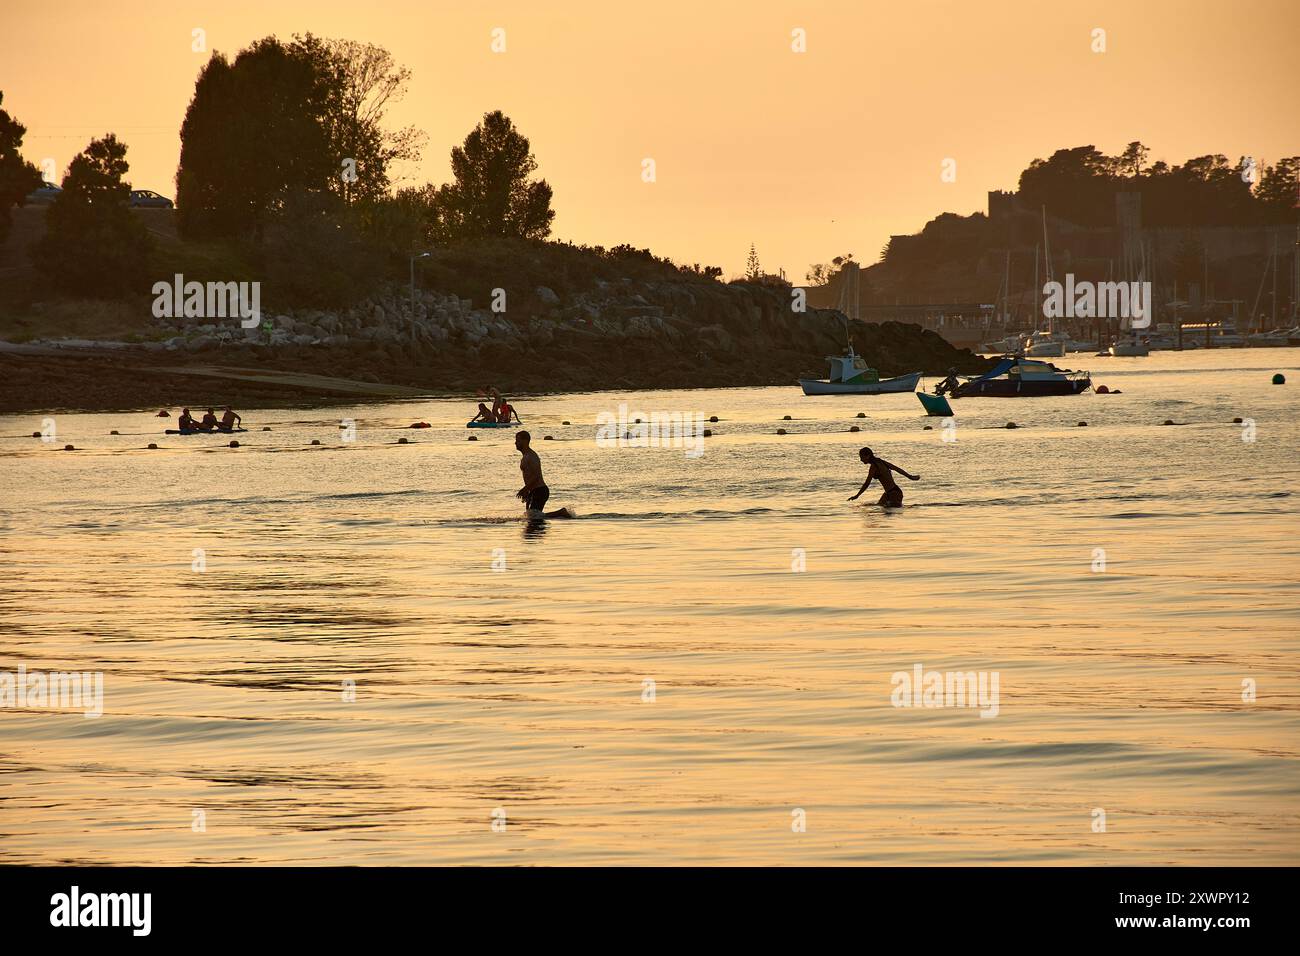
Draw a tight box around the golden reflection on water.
[1,351,1298,864]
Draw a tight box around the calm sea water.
[2,349,1298,865]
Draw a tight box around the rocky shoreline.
[2,278,991,414]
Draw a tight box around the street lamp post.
[410,251,431,321]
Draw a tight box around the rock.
[535,286,560,306]
[186,335,216,351]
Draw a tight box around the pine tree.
[745,243,761,280]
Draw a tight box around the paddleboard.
[467,421,520,428]
[164,427,248,435]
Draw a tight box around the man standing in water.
[515,431,550,517]
[848,446,920,508]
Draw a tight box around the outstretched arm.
[848,476,873,501]
[880,458,921,481]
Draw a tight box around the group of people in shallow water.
[470,386,521,425]
[177,406,242,432]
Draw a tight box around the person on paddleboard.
[220,406,242,431]
[515,431,550,516]
[848,446,920,508]
[177,407,197,431]
[198,408,220,431]
[470,402,495,424]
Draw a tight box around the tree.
[31,134,151,295]
[289,34,424,206]
[1117,141,1149,179]
[0,92,43,243]
[428,111,554,242]
[1256,158,1300,220]
[176,38,335,238]
[745,243,761,280]
[176,35,420,238]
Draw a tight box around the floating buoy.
[709,416,718,423]
[228,440,240,447]
[1110,389,1123,395]
[776,428,787,435]
[262,426,271,431]
[856,412,866,418]
[1273,373,1285,385]
[110,430,119,435]
[467,435,477,441]
[30,431,40,438]
[63,444,75,450]
[310,439,321,445]
[1232,417,1243,424]
[703,429,712,437]
[147,443,158,449]
[1096,385,1109,394]
[782,415,792,420]
[634,418,642,424]
[397,437,409,444]
[1077,421,1088,427]
[849,425,860,433]
[1005,422,1018,429]
[1162,419,1174,426]
[562,420,571,425]
[409,422,431,429]
[922,425,933,431]
[543,435,553,440]
[156,410,169,417]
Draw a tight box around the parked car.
[25,182,61,205]
[129,189,174,208]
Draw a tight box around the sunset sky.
[4,0,1297,278]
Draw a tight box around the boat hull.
[917,392,954,416]
[955,377,1091,398]
[799,371,921,395]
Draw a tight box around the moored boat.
[951,357,1091,397]
[798,345,921,396]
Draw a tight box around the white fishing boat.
[1023,329,1067,358]
[799,345,921,395]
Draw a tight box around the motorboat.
[799,345,921,395]
[950,357,1091,397]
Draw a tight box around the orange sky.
[4,0,1297,278]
